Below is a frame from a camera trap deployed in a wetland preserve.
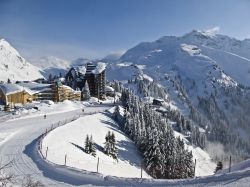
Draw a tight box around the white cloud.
[204,26,220,35]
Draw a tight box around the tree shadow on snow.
[99,112,142,167]
[116,140,141,167]
[70,142,104,153]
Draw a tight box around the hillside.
[106,30,250,161]
[29,56,71,78]
[119,30,250,86]
[41,111,151,178]
[0,39,44,82]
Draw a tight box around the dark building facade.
[65,62,106,99]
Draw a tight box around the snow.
[41,112,151,178]
[142,74,153,82]
[28,56,73,78]
[220,159,250,174]
[17,82,52,94]
[174,131,216,177]
[75,66,86,75]
[0,39,44,82]
[0,101,249,186]
[0,82,52,96]
[116,62,133,67]
[0,83,27,95]
[105,85,114,92]
[92,62,106,74]
[181,44,201,56]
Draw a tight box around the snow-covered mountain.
[118,30,250,86]
[29,57,91,78]
[0,39,44,82]
[29,56,72,78]
[106,30,250,160]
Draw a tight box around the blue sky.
[0,0,250,60]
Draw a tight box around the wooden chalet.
[0,81,81,111]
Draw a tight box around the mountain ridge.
[0,39,44,82]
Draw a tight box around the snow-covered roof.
[75,66,86,75]
[92,62,106,74]
[17,82,52,94]
[153,98,164,102]
[105,86,114,92]
[0,83,33,95]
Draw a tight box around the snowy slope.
[0,101,250,186]
[120,30,250,86]
[174,131,216,177]
[41,112,151,178]
[0,39,44,82]
[106,30,250,165]
[29,56,71,78]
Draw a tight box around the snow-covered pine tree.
[84,135,90,153]
[110,132,118,159]
[83,80,91,99]
[113,105,120,122]
[184,150,195,178]
[119,86,195,179]
[144,126,165,178]
[104,131,112,155]
[89,135,96,157]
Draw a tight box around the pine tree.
[110,132,118,159]
[215,161,223,173]
[83,81,91,99]
[113,105,120,122]
[104,131,112,155]
[144,127,165,178]
[84,135,90,153]
[89,135,96,157]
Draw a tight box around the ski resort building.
[0,81,81,110]
[52,80,81,102]
[0,83,33,107]
[65,62,106,99]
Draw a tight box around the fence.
[37,112,146,178]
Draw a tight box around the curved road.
[0,104,115,186]
[0,104,250,186]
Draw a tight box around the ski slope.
[41,112,151,178]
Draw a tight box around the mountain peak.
[183,29,218,40]
[0,39,44,82]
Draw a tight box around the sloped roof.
[17,82,52,94]
[92,62,106,74]
[0,83,33,95]
[0,82,52,96]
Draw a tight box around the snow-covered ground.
[0,100,249,186]
[0,101,113,186]
[0,100,85,123]
[41,112,151,178]
[0,39,44,82]
[174,131,216,177]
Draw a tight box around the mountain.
[102,52,123,62]
[0,39,44,82]
[29,56,72,78]
[106,30,250,160]
[71,58,90,66]
[119,30,250,86]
